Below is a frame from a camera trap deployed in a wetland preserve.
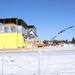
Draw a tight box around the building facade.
[0,18,37,48]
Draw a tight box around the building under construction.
[0,18,37,49]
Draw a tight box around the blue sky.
[0,0,75,41]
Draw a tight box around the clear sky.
[0,0,75,41]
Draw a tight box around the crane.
[50,26,74,41]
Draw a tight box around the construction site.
[0,18,75,75]
[0,17,74,50]
[0,17,41,49]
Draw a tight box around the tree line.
[71,37,75,44]
[43,37,75,44]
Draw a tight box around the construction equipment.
[25,29,45,47]
[50,26,74,42]
[32,31,45,47]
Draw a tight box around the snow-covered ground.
[0,46,75,75]
[36,44,75,52]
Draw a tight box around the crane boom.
[50,26,74,41]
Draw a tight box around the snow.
[0,46,75,75]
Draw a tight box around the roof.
[28,25,36,30]
[0,17,28,29]
[0,17,17,24]
[18,19,28,29]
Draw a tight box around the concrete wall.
[0,51,75,75]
